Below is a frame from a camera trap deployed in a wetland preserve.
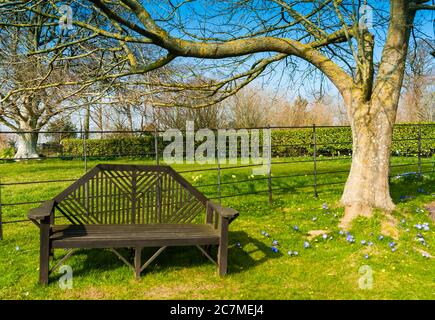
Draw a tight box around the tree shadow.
[227,231,282,274]
[390,174,434,204]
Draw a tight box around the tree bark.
[84,105,90,140]
[15,131,39,159]
[339,98,396,229]
[339,0,414,229]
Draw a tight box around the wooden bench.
[28,164,239,285]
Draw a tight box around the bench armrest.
[207,201,239,223]
[28,200,55,221]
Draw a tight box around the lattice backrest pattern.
[53,165,207,225]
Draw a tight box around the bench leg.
[217,243,228,276]
[218,219,229,276]
[205,245,213,255]
[134,247,142,280]
[39,223,50,285]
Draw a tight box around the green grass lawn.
[0,156,434,299]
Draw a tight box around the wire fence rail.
[0,123,434,240]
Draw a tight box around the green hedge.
[272,124,435,157]
[61,135,158,158]
[61,124,435,159]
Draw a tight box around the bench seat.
[51,224,220,248]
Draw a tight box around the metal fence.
[0,123,434,240]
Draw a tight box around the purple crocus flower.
[346,235,355,243]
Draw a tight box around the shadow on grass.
[228,231,282,274]
[49,231,280,282]
[390,174,435,204]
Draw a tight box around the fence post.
[418,125,422,177]
[0,177,3,240]
[267,125,272,205]
[313,124,318,198]
[82,132,87,173]
[154,127,159,166]
[217,151,222,204]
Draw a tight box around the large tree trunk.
[340,97,397,229]
[15,130,39,159]
[339,0,413,230]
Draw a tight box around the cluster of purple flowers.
[389,241,397,252]
[416,233,428,246]
[415,223,430,231]
[346,233,355,243]
[261,231,303,256]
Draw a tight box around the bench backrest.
[52,164,208,225]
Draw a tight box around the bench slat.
[50,224,220,248]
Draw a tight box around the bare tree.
[157,104,224,130]
[399,40,434,122]
[2,0,434,228]
[0,3,124,158]
[289,96,309,127]
[227,87,270,128]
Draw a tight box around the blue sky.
[150,0,434,102]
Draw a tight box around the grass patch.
[0,156,434,299]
